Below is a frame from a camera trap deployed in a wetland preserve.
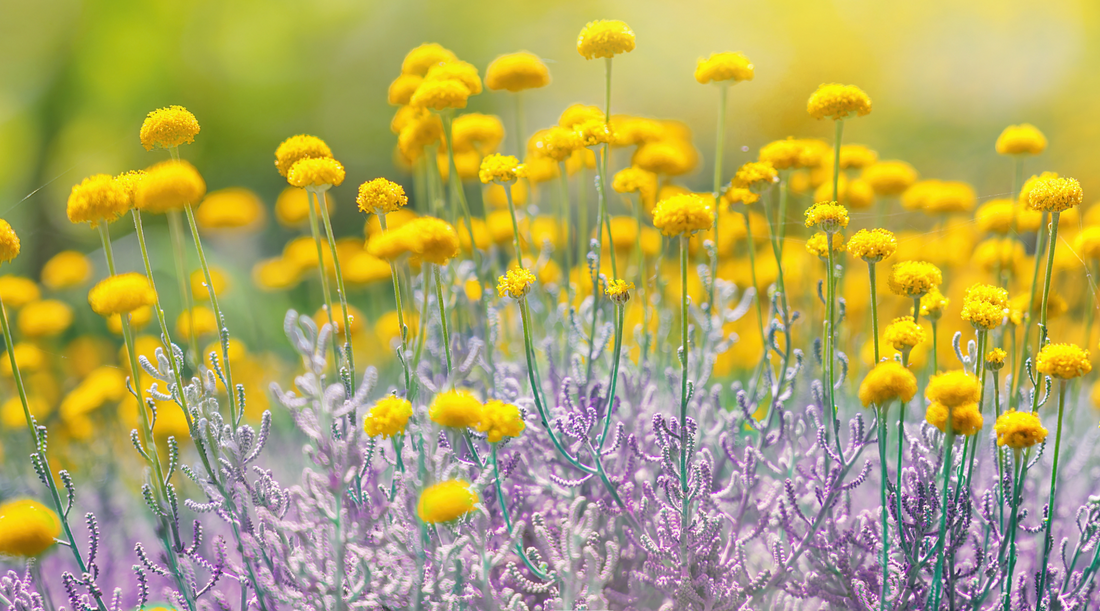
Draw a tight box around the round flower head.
[0,220,19,263]
[577,19,636,59]
[884,316,925,352]
[1074,227,1100,261]
[575,119,613,148]
[475,399,526,443]
[803,201,849,233]
[807,83,872,120]
[923,181,977,215]
[429,389,483,429]
[41,251,92,290]
[926,370,981,408]
[986,347,1007,371]
[497,267,536,300]
[176,306,217,340]
[417,480,478,524]
[694,52,754,84]
[858,361,917,407]
[961,283,1009,330]
[1036,343,1091,380]
[846,228,897,263]
[486,51,551,92]
[996,124,1047,156]
[388,73,423,106]
[632,140,699,176]
[974,199,1018,235]
[88,272,157,317]
[758,138,803,170]
[287,157,345,189]
[995,409,1047,449]
[357,178,408,215]
[67,174,131,225]
[0,499,61,557]
[723,186,759,206]
[836,144,878,170]
[18,300,74,338]
[559,104,604,129]
[888,260,942,297]
[405,217,459,265]
[1018,171,1059,206]
[274,134,333,177]
[806,231,845,259]
[530,126,582,162]
[1027,176,1083,213]
[195,188,266,230]
[410,78,471,110]
[139,105,200,151]
[402,43,456,76]
[364,395,413,439]
[919,286,949,321]
[135,161,206,214]
[426,60,482,94]
[453,113,505,154]
[479,154,525,184]
[612,166,658,208]
[0,276,39,307]
[652,193,714,237]
[605,279,634,304]
[731,161,778,192]
[926,401,983,436]
[862,160,918,197]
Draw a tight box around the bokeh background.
[2,0,1097,277]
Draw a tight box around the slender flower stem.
[503,182,524,264]
[833,120,845,202]
[877,405,891,610]
[678,234,692,580]
[1002,452,1025,611]
[895,399,909,558]
[708,83,729,319]
[514,91,526,157]
[869,262,880,363]
[305,191,342,380]
[743,210,767,348]
[166,211,201,368]
[1013,211,1050,407]
[598,302,624,449]
[380,213,412,394]
[825,232,842,457]
[1029,212,1060,416]
[433,264,453,377]
[1035,380,1068,606]
[314,187,357,394]
[491,445,552,581]
[928,425,956,610]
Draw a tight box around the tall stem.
[708,83,729,318]
[825,232,842,456]
[742,210,767,348]
[928,426,956,610]
[1029,212,1059,415]
[1035,380,1068,606]
[1013,211,1050,408]
[877,406,891,610]
[314,188,357,394]
[434,264,453,377]
[598,303,624,449]
[381,213,412,394]
[869,262,880,363]
[166,211,201,368]
[678,235,692,580]
[1002,453,1025,610]
[833,120,845,202]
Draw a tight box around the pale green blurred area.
[1,0,1098,272]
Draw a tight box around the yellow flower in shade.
[0,276,39,308]
[429,389,483,429]
[401,43,456,76]
[631,140,699,176]
[694,52,754,84]
[605,279,634,304]
[287,158,346,189]
[723,186,759,207]
[577,19,636,59]
[405,217,460,265]
[135,161,206,214]
[0,342,44,376]
[18,300,73,338]
[858,361,917,407]
[559,104,604,129]
[107,305,152,335]
[836,144,878,170]
[176,306,218,340]
[364,395,413,439]
[410,78,470,110]
[274,134,333,177]
[479,154,525,184]
[986,348,1007,371]
[803,201,849,233]
[1036,343,1091,380]
[275,188,331,227]
[996,124,1047,156]
[861,160,918,197]
[846,228,897,263]
[926,370,981,407]
[486,52,551,92]
[194,188,266,230]
[343,251,391,286]
[575,119,613,148]
[453,113,505,154]
[888,260,942,297]
[884,316,925,352]
[923,181,977,215]
[1027,176,1084,213]
[974,199,1017,235]
[919,287,949,321]
[529,126,581,162]
[807,83,872,120]
[190,268,229,301]
[87,273,157,317]
[960,283,1009,330]
[0,499,61,557]
[475,399,525,443]
[41,251,92,290]
[731,161,778,192]
[926,401,983,436]
[806,231,845,259]
[252,257,303,291]
[1074,227,1100,260]
[60,366,127,420]
[612,166,658,209]
[758,138,803,170]
[995,409,1047,449]
[425,60,482,95]
[388,74,423,105]
[652,193,714,237]
[66,174,131,225]
[139,105,200,151]
[417,479,478,524]
[497,267,536,300]
[357,178,408,215]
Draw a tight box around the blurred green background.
[2,0,1097,273]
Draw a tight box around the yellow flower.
[60,366,127,420]
[835,144,878,170]
[275,188,330,227]
[919,287,949,321]
[803,201,849,233]
[575,119,613,148]
[397,108,444,160]
[609,115,665,147]
[884,316,925,351]
[357,178,408,215]
[986,348,1007,370]
[410,78,470,110]
[425,60,482,95]
[723,186,759,207]
[1019,171,1059,206]
[364,395,413,439]
[191,268,229,301]
[18,300,73,338]
[463,278,483,302]
[694,52,754,84]
[1027,176,1084,213]
[559,104,604,129]
[995,409,1047,449]
[475,399,525,443]
[479,154,525,184]
[806,231,845,259]
[135,161,206,214]
[1074,227,1100,260]
[453,113,505,154]
[107,305,152,335]
[995,124,1047,156]
[1009,291,1067,325]
[497,268,536,300]
[429,389,483,429]
[274,134,333,177]
[631,140,699,176]
[926,401,983,436]
[66,174,131,225]
[605,279,634,304]
[858,361,917,407]
[923,181,977,215]
[88,273,157,316]
[926,370,981,407]
[758,138,803,170]
[176,306,218,340]
[577,19,636,59]
[343,251,391,285]
[405,217,460,265]
[287,157,345,189]
[388,74,423,106]
[486,51,551,92]
[529,126,581,162]
[861,160,918,197]
[0,276,39,308]
[401,43,456,76]
[0,342,44,376]
[846,228,897,263]
[252,257,302,291]
[367,227,414,262]
[888,260,942,297]
[195,187,266,230]
[139,105,200,151]
[1036,343,1091,380]
[652,193,714,237]
[612,166,658,209]
[417,480,478,524]
[0,499,61,557]
[375,311,418,346]
[731,161,778,192]
[961,283,1009,330]
[974,199,1017,235]
[41,251,92,290]
[807,83,872,120]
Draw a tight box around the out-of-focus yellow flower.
[523,156,559,184]
[974,199,1017,234]
[313,304,364,336]
[559,104,603,129]
[195,188,265,230]
[972,238,1026,276]
[731,161,777,192]
[463,278,483,302]
[806,231,845,259]
[17,300,73,338]
[388,74,423,106]
[836,144,878,170]
[631,140,698,176]
[475,399,525,442]
[177,306,218,340]
[425,60,482,95]
[0,343,45,376]
[814,174,875,210]
[1036,343,1091,380]
[1074,227,1100,260]
[1009,291,1067,326]
[357,178,408,215]
[343,252,391,286]
[961,283,1008,330]
[365,395,413,439]
[88,273,157,317]
[575,119,613,148]
[479,154,525,184]
[135,161,206,214]
[410,78,470,110]
[996,124,1047,156]
[888,261,942,297]
[608,115,665,147]
[927,370,981,407]
[529,127,580,164]
[402,43,456,76]
[190,268,229,301]
[429,389,483,429]
[652,193,714,237]
[0,499,61,557]
[497,268,536,300]
[274,134,333,177]
[287,158,345,189]
[926,401,983,436]
[60,366,126,420]
[486,52,550,92]
[803,201,848,233]
[577,19,636,59]
[858,362,917,407]
[140,105,200,151]
[1027,176,1083,213]
[41,251,92,290]
[920,287,949,321]
[694,52,754,84]
[275,188,331,228]
[397,108,444,161]
[807,83,872,120]
[861,160,918,197]
[758,138,803,170]
[404,217,460,265]
[0,276,39,308]
[417,480,478,524]
[452,113,505,154]
[884,316,925,351]
[375,311,418,347]
[67,174,131,225]
[457,218,491,253]
[613,166,658,210]
[995,409,1046,449]
[846,228,897,263]
[252,257,302,291]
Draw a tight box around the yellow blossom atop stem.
[479,154,525,184]
[0,499,61,557]
[884,316,925,351]
[846,228,897,263]
[926,401,983,436]
[888,260,942,297]
[287,158,345,189]
[577,19,636,59]
[858,361,917,407]
[429,389,483,429]
[926,370,981,407]
[364,395,414,439]
[1036,343,1091,380]
[139,105,200,151]
[357,178,409,215]
[87,272,157,317]
[995,124,1047,156]
[807,83,872,120]
[274,135,333,177]
[994,409,1047,449]
[486,52,551,92]
[475,399,526,443]
[417,480,478,524]
[605,279,634,304]
[0,220,20,263]
[497,267,536,300]
[652,193,714,237]
[803,201,849,233]
[694,52,754,84]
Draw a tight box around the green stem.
[928,425,955,610]
[708,83,729,319]
[1002,453,1025,610]
[314,187,357,395]
[491,445,553,581]
[305,191,341,381]
[1013,211,1050,408]
[514,91,527,158]
[742,210,767,348]
[1029,212,1059,416]
[380,213,412,394]
[833,120,845,202]
[434,265,453,377]
[166,210,201,369]
[678,235,691,580]
[598,303,624,449]
[1035,380,1068,606]
[877,406,891,610]
[503,181,524,264]
[869,263,880,363]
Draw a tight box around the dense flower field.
[2,17,1100,611]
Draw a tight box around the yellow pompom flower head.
[920,287,949,322]
[731,161,778,193]
[287,158,345,190]
[1036,343,1091,380]
[364,395,413,439]
[888,260,942,298]
[926,401,983,437]
[497,268,536,300]
[486,52,551,92]
[986,348,1007,371]
[577,19,636,59]
[846,228,897,263]
[88,272,157,317]
[479,154,525,184]
[652,194,714,237]
[926,370,981,407]
[960,283,1008,331]
[605,279,633,305]
[135,161,206,214]
[884,316,925,352]
[274,134,333,177]
[410,78,471,111]
[1027,176,1083,213]
[402,43,456,76]
[804,201,849,234]
[41,251,92,290]
[429,389,483,429]
[0,220,20,264]
[418,480,479,524]
[995,409,1047,449]
[139,105,200,151]
[695,52,754,84]
[0,499,61,557]
[475,399,525,443]
[858,361,917,408]
[357,178,408,216]
[67,174,131,225]
[807,84,873,121]
[996,124,1047,156]
[806,231,845,260]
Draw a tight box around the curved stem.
[433,264,453,378]
[928,426,955,610]
[305,192,341,385]
[598,303,624,449]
